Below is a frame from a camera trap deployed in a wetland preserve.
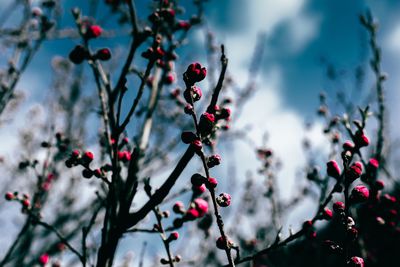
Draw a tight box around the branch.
[124,146,195,229]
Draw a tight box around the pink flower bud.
[185,208,199,220]
[368,158,379,170]
[194,198,208,217]
[347,256,364,267]
[192,184,206,195]
[39,253,49,265]
[216,193,231,207]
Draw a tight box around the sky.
[1,0,400,264]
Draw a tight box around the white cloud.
[385,22,400,53]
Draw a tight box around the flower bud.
[168,231,179,241]
[216,236,233,250]
[354,130,369,148]
[326,160,341,179]
[181,131,196,144]
[82,151,94,164]
[350,185,369,203]
[95,48,111,61]
[172,201,185,214]
[333,201,345,213]
[191,173,206,186]
[346,162,363,183]
[69,45,88,64]
[347,256,364,267]
[207,177,218,189]
[207,154,221,168]
[183,62,207,85]
[216,193,231,207]
[322,208,333,220]
[38,253,49,265]
[5,192,14,201]
[194,198,208,217]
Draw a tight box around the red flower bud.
[177,20,191,30]
[86,25,102,39]
[181,131,196,144]
[95,48,111,61]
[198,112,215,136]
[191,173,206,186]
[191,139,203,153]
[326,160,341,179]
[69,45,88,64]
[173,201,185,214]
[333,201,345,213]
[39,253,49,265]
[164,72,175,84]
[354,130,369,148]
[71,149,80,158]
[219,108,231,120]
[343,140,355,151]
[216,236,233,250]
[374,180,384,190]
[322,208,333,220]
[185,208,199,220]
[169,231,179,241]
[22,199,30,208]
[346,162,363,183]
[350,185,369,203]
[207,154,221,168]
[192,184,206,194]
[302,220,314,231]
[183,62,207,85]
[207,177,218,189]
[5,192,14,201]
[82,151,94,164]
[368,158,379,170]
[183,86,202,103]
[82,169,93,179]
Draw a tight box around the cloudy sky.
[2,0,400,264]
